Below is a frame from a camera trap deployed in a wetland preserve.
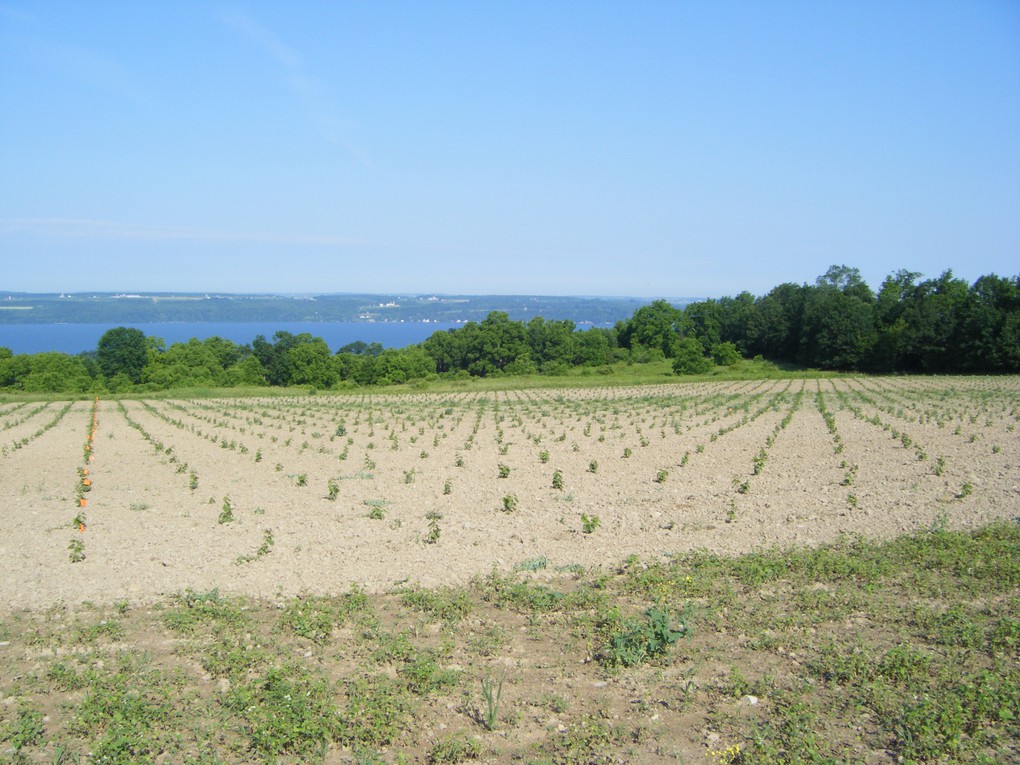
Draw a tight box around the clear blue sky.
[2,1,1018,298]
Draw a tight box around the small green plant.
[933,455,946,476]
[364,499,387,520]
[623,447,632,458]
[428,733,482,764]
[326,479,340,501]
[404,469,415,484]
[497,463,510,478]
[189,471,199,490]
[588,460,599,474]
[254,449,262,462]
[655,468,669,484]
[443,478,452,495]
[514,556,548,572]
[552,469,564,490]
[236,528,275,564]
[425,511,442,544]
[480,668,506,731]
[752,448,767,475]
[581,513,601,534]
[455,454,465,467]
[539,449,550,463]
[602,606,688,667]
[296,473,308,487]
[957,481,973,499]
[68,537,85,563]
[501,493,519,513]
[219,496,234,524]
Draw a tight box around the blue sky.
[2,1,1018,298]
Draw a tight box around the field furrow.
[1,376,1016,608]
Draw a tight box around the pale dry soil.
[2,377,1017,610]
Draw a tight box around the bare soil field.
[2,376,1017,609]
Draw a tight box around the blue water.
[0,322,462,355]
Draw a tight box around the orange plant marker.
[79,498,87,507]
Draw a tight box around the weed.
[514,556,548,572]
[401,585,472,623]
[480,668,506,731]
[279,588,368,643]
[601,606,689,667]
[227,664,337,759]
[427,733,482,763]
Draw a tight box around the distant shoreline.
[0,292,694,328]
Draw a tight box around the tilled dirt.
[2,377,1017,609]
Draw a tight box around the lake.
[0,321,463,355]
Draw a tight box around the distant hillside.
[0,292,697,326]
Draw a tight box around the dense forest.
[1,267,1017,393]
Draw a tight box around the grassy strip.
[1,521,1017,764]
[0,357,846,404]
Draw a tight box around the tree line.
[1,266,1016,394]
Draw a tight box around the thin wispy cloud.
[219,8,370,165]
[0,218,368,247]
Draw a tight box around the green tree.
[224,355,269,386]
[142,339,217,389]
[958,273,1020,372]
[572,327,612,367]
[97,327,148,383]
[526,317,576,367]
[288,338,337,388]
[684,300,722,349]
[746,283,806,361]
[799,285,875,370]
[17,353,93,393]
[672,337,712,375]
[710,341,742,366]
[618,300,688,358]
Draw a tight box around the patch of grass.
[278,587,369,644]
[226,663,337,760]
[400,586,472,623]
[3,515,1019,764]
